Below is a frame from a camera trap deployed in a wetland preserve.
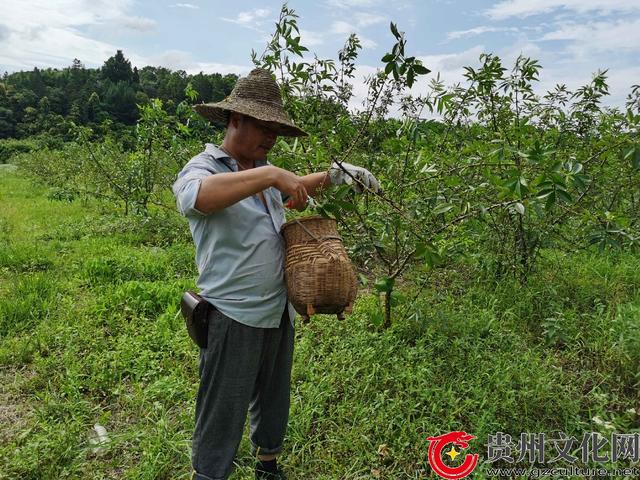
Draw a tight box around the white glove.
[329,161,381,193]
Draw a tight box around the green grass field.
[1,167,638,479]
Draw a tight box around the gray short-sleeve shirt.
[172,144,295,328]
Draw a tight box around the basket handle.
[291,220,343,258]
[293,221,342,243]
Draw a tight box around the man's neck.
[220,142,254,170]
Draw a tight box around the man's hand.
[329,161,381,193]
[268,166,308,209]
[284,197,308,210]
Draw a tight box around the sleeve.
[172,156,217,217]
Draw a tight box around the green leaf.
[623,147,635,161]
[550,172,564,185]
[414,242,442,268]
[514,202,525,215]
[412,64,431,75]
[420,163,438,174]
[504,173,529,198]
[374,277,394,293]
[444,176,461,187]
[488,147,504,158]
[390,22,400,39]
[332,199,357,211]
[390,291,405,307]
[381,53,395,62]
[556,189,572,203]
[370,307,385,327]
[572,173,589,190]
[414,243,428,258]
[545,191,556,209]
[424,249,442,268]
[432,203,454,215]
[384,62,394,75]
[373,241,386,252]
[407,69,415,88]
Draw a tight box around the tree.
[85,92,103,123]
[68,58,87,99]
[101,50,134,84]
[0,106,15,138]
[29,67,46,96]
[71,58,84,71]
[38,96,50,114]
[190,72,213,102]
[103,81,138,124]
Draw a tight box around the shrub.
[0,138,39,163]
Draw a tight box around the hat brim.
[193,98,307,137]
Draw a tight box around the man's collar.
[204,143,228,159]
[204,143,268,167]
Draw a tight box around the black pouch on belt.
[180,291,211,348]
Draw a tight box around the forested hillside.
[0,50,237,140]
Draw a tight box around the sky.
[1,0,639,109]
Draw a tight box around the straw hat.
[193,68,307,137]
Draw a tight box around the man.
[172,68,379,480]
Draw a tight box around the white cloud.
[541,19,640,56]
[346,64,379,111]
[119,16,157,32]
[0,0,134,30]
[149,49,249,75]
[221,8,271,31]
[300,34,634,118]
[478,3,640,109]
[536,62,638,109]
[330,21,377,48]
[417,45,486,85]
[600,66,640,107]
[337,46,485,117]
[358,36,378,49]
[0,0,153,70]
[327,0,380,8]
[446,26,518,41]
[0,24,10,42]
[0,26,126,71]
[193,62,251,76]
[299,29,325,47]
[487,0,640,20]
[354,12,387,28]
[411,39,634,111]
[500,40,543,64]
[237,9,270,24]
[170,3,199,9]
[331,21,354,35]
[149,49,193,70]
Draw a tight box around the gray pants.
[192,306,294,480]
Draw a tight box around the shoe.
[255,467,287,479]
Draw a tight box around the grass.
[0,169,638,479]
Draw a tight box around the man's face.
[235,114,280,161]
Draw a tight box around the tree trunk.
[383,290,392,329]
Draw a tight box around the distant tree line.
[0,50,237,139]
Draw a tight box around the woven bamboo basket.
[281,216,358,322]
